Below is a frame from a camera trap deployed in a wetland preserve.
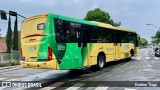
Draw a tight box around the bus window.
[122,32,137,44]
[54,19,66,43]
[102,29,112,43]
[89,27,102,43]
[37,23,45,30]
[54,19,79,43]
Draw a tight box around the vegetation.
[0,36,3,39]
[140,38,148,46]
[84,8,121,27]
[6,15,12,53]
[12,16,18,50]
[152,31,160,44]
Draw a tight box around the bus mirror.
[137,34,140,40]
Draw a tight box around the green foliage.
[0,36,2,39]
[140,38,148,46]
[84,8,121,27]
[156,31,160,38]
[6,15,12,53]
[138,39,142,46]
[12,16,18,50]
[152,31,160,44]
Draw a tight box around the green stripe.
[38,13,98,69]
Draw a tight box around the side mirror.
[137,34,140,40]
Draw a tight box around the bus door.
[113,33,121,60]
[77,29,89,66]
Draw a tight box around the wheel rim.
[99,57,104,68]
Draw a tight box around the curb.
[0,65,21,70]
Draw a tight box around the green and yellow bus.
[20,13,140,70]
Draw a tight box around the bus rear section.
[20,14,59,69]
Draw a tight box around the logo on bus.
[124,45,129,49]
[28,46,37,51]
[107,48,113,51]
[58,45,65,50]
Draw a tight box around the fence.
[0,51,20,65]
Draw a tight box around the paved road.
[38,48,160,90]
[0,48,160,90]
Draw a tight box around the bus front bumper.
[20,60,60,69]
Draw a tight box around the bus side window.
[89,27,102,43]
[54,19,66,43]
[113,32,121,44]
[55,19,81,43]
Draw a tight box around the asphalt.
[37,48,160,90]
[1,48,160,90]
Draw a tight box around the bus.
[20,13,140,70]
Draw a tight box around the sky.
[1,0,160,42]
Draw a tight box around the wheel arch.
[97,52,106,61]
[130,49,134,56]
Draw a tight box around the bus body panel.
[50,14,97,69]
[20,13,139,70]
[21,15,47,62]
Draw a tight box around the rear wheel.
[96,55,105,70]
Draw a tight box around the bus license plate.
[30,57,37,60]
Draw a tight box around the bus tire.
[127,50,134,60]
[155,54,158,57]
[97,55,105,70]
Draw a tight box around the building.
[0,31,21,52]
[0,37,7,52]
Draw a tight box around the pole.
[17,14,26,19]
[146,24,160,31]
[0,29,1,38]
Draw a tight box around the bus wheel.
[127,50,134,60]
[97,55,105,70]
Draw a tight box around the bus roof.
[94,21,136,33]
[22,14,48,22]
[23,13,136,33]
[50,13,136,33]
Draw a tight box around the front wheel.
[127,50,134,60]
[97,55,105,70]
[155,54,158,57]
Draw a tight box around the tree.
[6,15,12,53]
[151,31,160,44]
[0,36,2,39]
[155,31,160,43]
[138,39,142,46]
[12,16,18,50]
[140,38,148,46]
[155,31,160,38]
[84,8,121,27]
